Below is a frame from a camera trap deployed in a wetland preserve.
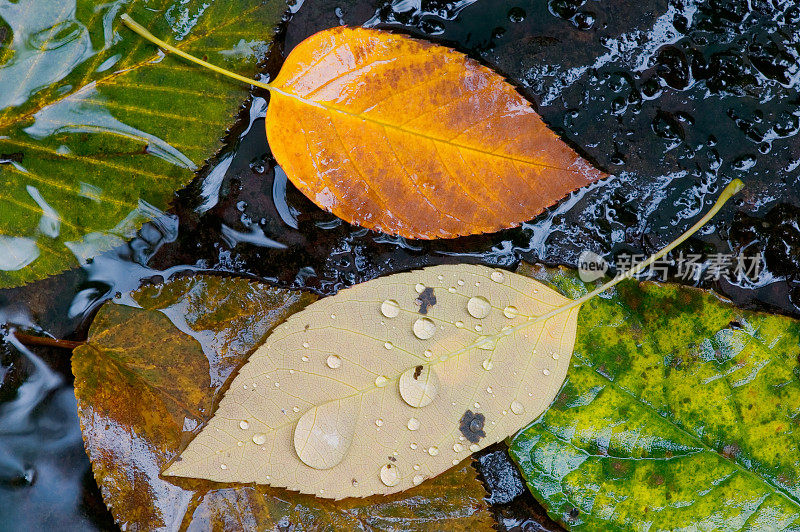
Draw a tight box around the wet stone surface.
[1,0,799,529]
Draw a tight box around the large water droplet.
[326,355,342,369]
[407,417,420,431]
[428,446,439,456]
[294,399,358,470]
[381,299,400,318]
[399,365,439,408]
[252,433,267,445]
[503,305,518,318]
[510,401,525,415]
[415,283,425,293]
[490,271,505,283]
[467,296,491,318]
[413,317,436,340]
[375,375,389,387]
[380,464,400,486]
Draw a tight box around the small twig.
[12,332,85,350]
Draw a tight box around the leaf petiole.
[535,178,745,322]
[120,14,273,91]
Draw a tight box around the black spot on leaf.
[413,365,423,379]
[415,287,436,314]
[459,410,486,443]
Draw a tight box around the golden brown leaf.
[266,27,607,239]
[72,275,493,530]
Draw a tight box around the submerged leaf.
[73,275,493,530]
[164,264,580,498]
[265,27,607,239]
[0,0,285,287]
[510,265,800,529]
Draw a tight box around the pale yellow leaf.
[164,264,578,499]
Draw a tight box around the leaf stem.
[12,331,85,350]
[120,14,273,91]
[535,178,745,321]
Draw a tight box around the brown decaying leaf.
[164,265,579,499]
[266,27,607,239]
[72,275,493,530]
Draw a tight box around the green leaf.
[72,275,495,530]
[0,0,285,287]
[509,264,800,530]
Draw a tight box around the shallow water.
[1,0,799,529]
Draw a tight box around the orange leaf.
[266,27,607,239]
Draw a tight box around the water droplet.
[407,417,420,430]
[478,336,496,350]
[457,279,465,286]
[428,446,439,456]
[326,355,342,369]
[415,283,425,293]
[490,271,505,283]
[552,353,560,360]
[413,474,424,485]
[252,433,267,445]
[380,464,400,487]
[510,401,525,415]
[474,402,480,408]
[352,479,358,487]
[486,386,493,394]
[413,318,436,340]
[274,382,280,387]
[294,400,358,470]
[474,324,482,332]
[384,341,393,350]
[375,418,384,427]
[482,359,494,370]
[424,349,432,358]
[381,299,400,318]
[330,314,336,320]
[301,355,309,362]
[399,365,439,408]
[437,275,444,281]
[543,368,551,376]
[410,443,418,450]
[448,286,456,293]
[467,296,491,318]
[237,441,243,447]
[375,375,389,387]
[303,342,310,348]
[220,463,228,470]
[469,444,479,452]
[413,464,420,470]
[239,420,249,430]
[453,443,464,452]
[455,321,464,328]
[503,305,518,318]
[292,406,300,412]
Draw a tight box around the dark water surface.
[1,0,799,529]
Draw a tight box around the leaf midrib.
[271,86,584,175]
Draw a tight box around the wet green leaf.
[510,264,800,530]
[0,0,285,287]
[73,275,494,530]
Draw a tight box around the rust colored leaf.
[266,27,607,239]
[72,275,493,530]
